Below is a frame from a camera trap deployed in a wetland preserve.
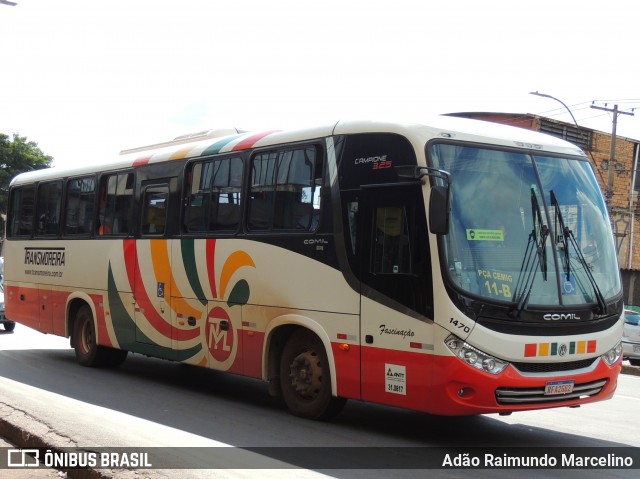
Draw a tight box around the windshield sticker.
[385,364,406,395]
[477,269,513,300]
[466,229,504,241]
[562,276,576,295]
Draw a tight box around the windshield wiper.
[550,190,607,314]
[551,190,571,282]
[510,188,549,318]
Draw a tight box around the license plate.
[544,380,575,395]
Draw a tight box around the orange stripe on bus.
[150,240,202,320]
[219,250,255,299]
[170,146,194,160]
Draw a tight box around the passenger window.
[141,185,169,236]
[97,172,134,236]
[184,156,243,233]
[64,176,96,236]
[35,181,62,236]
[248,146,322,231]
[8,186,35,237]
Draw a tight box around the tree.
[0,133,53,235]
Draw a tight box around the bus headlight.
[601,341,623,366]
[445,334,508,375]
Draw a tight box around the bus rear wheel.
[279,329,346,420]
[3,322,15,332]
[73,304,127,368]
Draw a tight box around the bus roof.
[10,116,586,186]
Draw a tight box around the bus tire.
[3,322,16,332]
[279,329,346,420]
[73,304,125,368]
[106,348,128,367]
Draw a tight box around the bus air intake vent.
[511,357,597,374]
[495,379,607,405]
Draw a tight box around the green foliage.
[0,133,53,234]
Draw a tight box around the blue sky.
[1,0,639,169]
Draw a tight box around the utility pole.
[590,103,634,201]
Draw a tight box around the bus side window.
[249,151,277,230]
[97,172,133,236]
[64,176,96,236]
[8,186,35,237]
[210,156,243,231]
[248,146,322,232]
[141,186,169,235]
[35,180,62,236]
[183,156,243,234]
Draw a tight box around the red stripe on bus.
[92,294,114,347]
[123,239,137,293]
[132,156,151,167]
[123,240,200,342]
[332,342,361,399]
[206,239,217,298]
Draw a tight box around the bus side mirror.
[429,185,450,235]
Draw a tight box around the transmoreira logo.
[23,247,66,266]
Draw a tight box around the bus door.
[134,180,175,354]
[357,184,432,404]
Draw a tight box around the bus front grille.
[495,379,607,405]
[511,357,598,374]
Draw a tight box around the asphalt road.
[0,324,639,479]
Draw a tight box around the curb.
[0,404,111,479]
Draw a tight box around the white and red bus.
[4,117,624,419]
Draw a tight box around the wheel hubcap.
[81,321,92,354]
[289,350,322,400]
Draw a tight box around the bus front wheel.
[279,329,346,420]
[73,304,127,368]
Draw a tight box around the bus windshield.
[430,143,621,310]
